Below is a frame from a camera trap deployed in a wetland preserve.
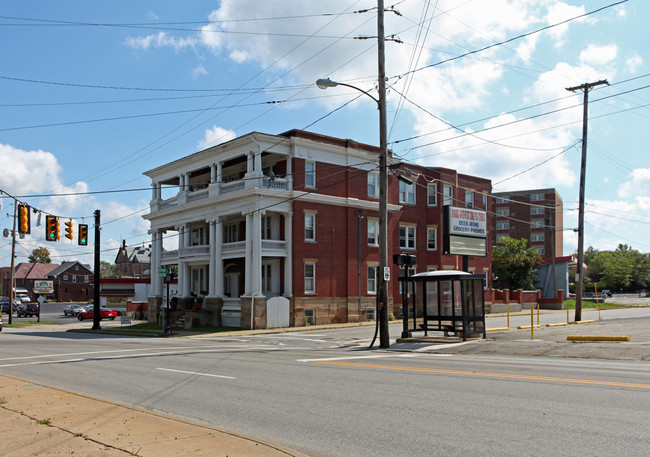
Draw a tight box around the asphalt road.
[1,313,649,457]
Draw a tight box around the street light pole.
[315,1,390,348]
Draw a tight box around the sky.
[1,0,649,270]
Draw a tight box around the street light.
[316,76,390,348]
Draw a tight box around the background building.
[491,188,563,258]
[115,240,151,278]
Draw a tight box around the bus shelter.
[399,270,486,341]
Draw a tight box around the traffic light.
[64,220,73,240]
[55,218,61,240]
[45,216,57,241]
[78,224,88,246]
[17,204,31,234]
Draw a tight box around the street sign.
[384,266,391,281]
[121,316,132,326]
[158,267,169,277]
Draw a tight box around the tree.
[492,237,542,290]
[100,261,120,278]
[28,246,51,264]
[584,244,650,291]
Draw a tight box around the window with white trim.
[399,180,415,204]
[531,193,545,201]
[531,234,545,242]
[304,262,315,294]
[531,207,545,215]
[496,234,507,243]
[427,183,437,206]
[496,196,509,204]
[72,275,77,283]
[496,221,510,230]
[367,171,379,198]
[224,223,238,243]
[496,208,509,217]
[367,220,379,246]
[63,275,68,281]
[533,246,545,255]
[482,193,488,209]
[443,185,453,206]
[427,227,437,251]
[261,215,272,240]
[84,275,89,283]
[367,265,378,294]
[399,225,416,249]
[531,220,544,228]
[305,161,315,188]
[304,213,315,241]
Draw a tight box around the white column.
[214,219,224,296]
[283,212,293,297]
[244,213,253,295]
[184,223,191,247]
[210,164,217,185]
[151,182,157,201]
[216,162,222,183]
[152,229,163,296]
[252,211,262,296]
[246,152,254,175]
[254,150,262,175]
[286,156,293,190]
[178,175,184,194]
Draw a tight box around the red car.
[77,308,117,321]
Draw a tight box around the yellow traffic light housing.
[17,204,31,234]
[55,218,61,240]
[64,220,73,240]
[78,224,88,246]
[45,216,57,241]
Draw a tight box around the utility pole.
[377,0,390,348]
[566,79,608,322]
[92,209,101,330]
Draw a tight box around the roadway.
[1,310,649,457]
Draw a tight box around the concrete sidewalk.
[0,373,308,457]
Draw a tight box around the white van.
[17,294,30,304]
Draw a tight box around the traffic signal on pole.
[18,204,31,234]
[64,220,73,240]
[55,218,61,240]
[78,224,88,246]
[45,216,57,241]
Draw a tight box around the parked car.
[77,308,117,321]
[602,289,612,297]
[63,304,85,316]
[16,294,31,304]
[0,297,9,314]
[0,313,3,331]
[16,303,39,318]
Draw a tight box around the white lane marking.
[296,353,450,363]
[257,336,330,343]
[157,368,235,379]
[0,346,298,368]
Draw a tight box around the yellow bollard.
[537,303,540,326]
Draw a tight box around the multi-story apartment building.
[143,129,492,329]
[491,188,563,258]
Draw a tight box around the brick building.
[47,261,94,302]
[491,188,563,258]
[115,240,151,277]
[1,263,59,301]
[143,130,492,329]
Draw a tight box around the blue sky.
[1,0,648,269]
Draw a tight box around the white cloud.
[125,32,197,52]
[618,168,650,198]
[191,65,208,78]
[626,54,642,73]
[545,2,589,45]
[579,44,617,66]
[197,126,237,150]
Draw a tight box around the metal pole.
[377,0,390,349]
[8,202,17,325]
[566,80,608,323]
[92,209,101,330]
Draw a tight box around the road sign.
[158,267,169,276]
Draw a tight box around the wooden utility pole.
[566,79,608,322]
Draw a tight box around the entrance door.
[224,264,240,298]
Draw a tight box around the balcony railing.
[179,245,210,258]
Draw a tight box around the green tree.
[100,261,120,278]
[492,237,542,290]
[28,246,51,264]
[584,244,650,291]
